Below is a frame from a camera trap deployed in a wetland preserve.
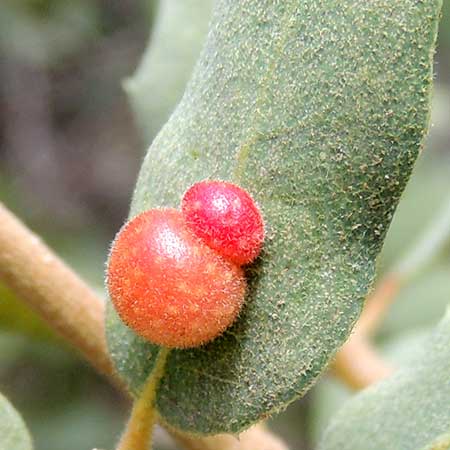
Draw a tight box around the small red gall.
[107,208,246,348]
[181,180,265,265]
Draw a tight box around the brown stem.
[355,274,402,336]
[333,336,394,390]
[0,202,117,383]
[116,349,169,450]
[0,202,288,450]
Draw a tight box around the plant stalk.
[0,202,118,384]
[116,349,169,450]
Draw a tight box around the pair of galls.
[107,180,264,348]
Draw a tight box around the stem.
[333,337,393,390]
[116,349,169,450]
[354,274,401,337]
[0,202,119,385]
[0,202,288,450]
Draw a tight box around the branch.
[333,335,394,390]
[0,202,288,450]
[0,202,117,383]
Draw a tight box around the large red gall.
[107,208,246,348]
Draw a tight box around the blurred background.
[0,1,449,449]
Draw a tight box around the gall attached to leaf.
[107,208,246,348]
[182,180,265,265]
[107,181,264,349]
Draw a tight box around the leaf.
[318,308,450,450]
[0,393,33,450]
[124,0,213,144]
[106,0,442,434]
[310,327,430,445]
[377,150,450,274]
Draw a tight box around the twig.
[354,274,401,337]
[333,335,394,390]
[0,202,288,450]
[0,202,117,383]
[116,349,169,450]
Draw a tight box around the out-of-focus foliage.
[0,332,125,450]
[309,328,432,445]
[319,309,450,450]
[125,0,213,145]
[0,283,56,342]
[439,0,450,49]
[0,1,149,449]
[0,0,99,65]
[0,392,32,450]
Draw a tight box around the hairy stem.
[117,349,169,450]
[0,202,289,450]
[0,202,118,384]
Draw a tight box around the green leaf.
[377,151,450,274]
[0,393,33,450]
[318,308,450,450]
[310,327,431,445]
[124,0,213,144]
[106,0,442,434]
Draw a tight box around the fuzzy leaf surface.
[0,393,32,450]
[107,0,442,434]
[319,308,450,450]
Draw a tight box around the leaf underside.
[106,0,442,434]
[319,308,450,450]
[0,393,33,450]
